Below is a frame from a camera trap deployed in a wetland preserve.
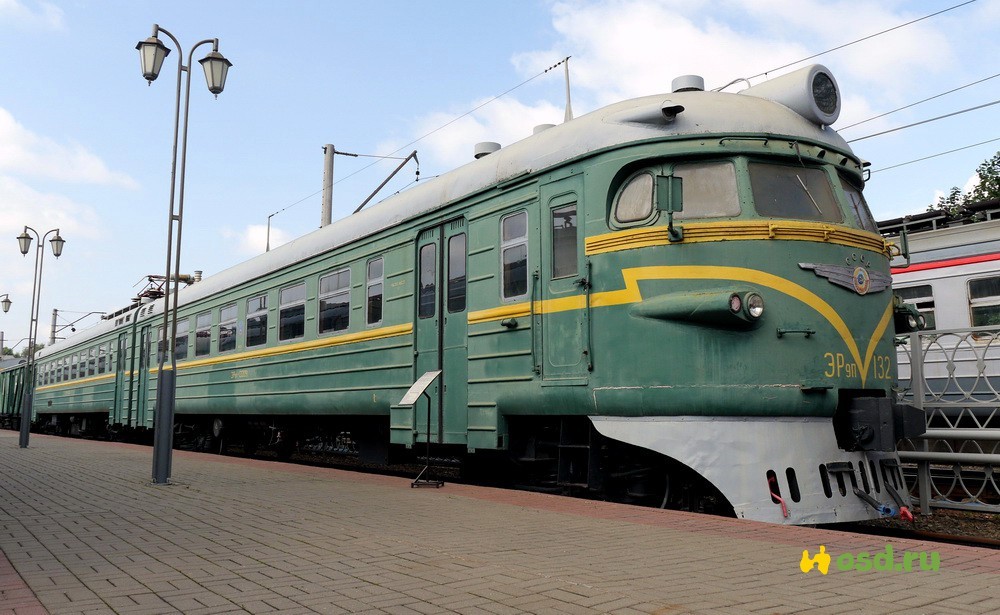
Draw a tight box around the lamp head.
[1,296,11,313]
[17,230,31,256]
[136,35,171,83]
[50,232,65,258]
[199,50,232,98]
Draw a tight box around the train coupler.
[837,397,925,452]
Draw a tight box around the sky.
[1,0,999,351]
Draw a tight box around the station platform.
[1,430,998,615]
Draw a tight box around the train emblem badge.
[799,262,890,295]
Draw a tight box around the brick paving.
[1,430,998,615]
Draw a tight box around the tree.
[927,150,1000,221]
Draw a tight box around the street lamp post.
[1,294,12,361]
[16,226,66,448]
[136,24,232,485]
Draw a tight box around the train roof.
[39,70,857,359]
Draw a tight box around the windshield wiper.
[796,174,823,215]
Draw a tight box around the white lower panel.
[590,415,908,525]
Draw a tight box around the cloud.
[0,107,138,188]
[0,175,101,239]
[0,0,65,31]
[222,224,292,257]
[379,97,566,172]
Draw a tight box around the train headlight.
[907,314,918,330]
[729,294,742,314]
[918,314,926,329]
[745,293,765,319]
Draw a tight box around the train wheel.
[211,417,225,454]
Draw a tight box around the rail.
[894,325,1000,514]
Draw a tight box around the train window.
[839,175,878,233]
[71,354,78,380]
[195,311,212,356]
[749,163,842,223]
[87,348,96,376]
[448,233,467,313]
[246,295,268,347]
[319,269,351,333]
[613,172,654,224]
[895,285,936,330]
[219,303,237,352]
[419,244,436,319]
[501,212,529,301]
[98,344,107,374]
[367,258,384,326]
[673,161,740,219]
[969,276,1000,327]
[551,205,578,279]
[279,283,306,341]
[156,326,164,363]
[175,318,189,361]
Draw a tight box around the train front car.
[576,66,923,524]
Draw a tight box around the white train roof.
[39,69,855,359]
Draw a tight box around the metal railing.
[894,325,1000,514]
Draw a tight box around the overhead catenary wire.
[742,0,978,83]
[847,98,1000,143]
[869,137,1000,174]
[839,72,1000,130]
[262,56,571,224]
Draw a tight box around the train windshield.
[748,163,842,223]
[839,174,879,233]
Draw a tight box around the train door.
[136,325,151,427]
[113,332,128,424]
[413,219,469,444]
[540,174,589,381]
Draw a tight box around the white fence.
[895,326,1000,513]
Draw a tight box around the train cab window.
[673,161,741,219]
[551,205,578,279]
[896,285,936,330]
[319,269,350,333]
[840,175,878,233]
[279,283,306,341]
[195,311,212,356]
[448,233,467,312]
[419,244,436,319]
[501,211,529,300]
[613,172,654,224]
[749,163,842,223]
[969,276,1000,327]
[219,304,237,352]
[246,295,268,347]
[367,258,384,326]
[174,318,190,361]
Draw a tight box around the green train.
[0,64,925,524]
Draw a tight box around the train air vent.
[671,75,705,92]
[474,142,501,159]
